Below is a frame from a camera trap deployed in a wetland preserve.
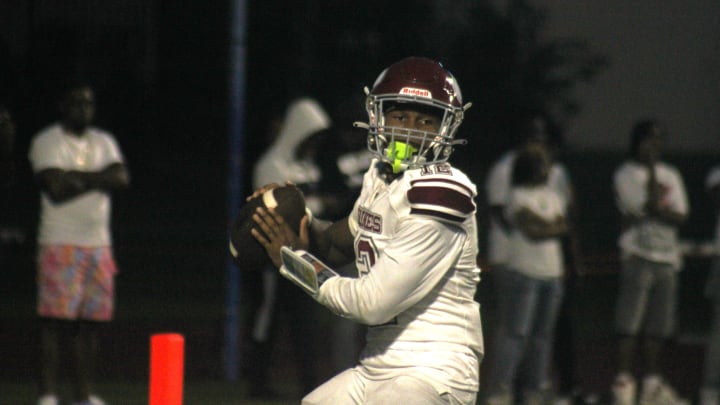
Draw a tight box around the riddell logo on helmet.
[400,87,431,98]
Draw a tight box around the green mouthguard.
[385,141,418,173]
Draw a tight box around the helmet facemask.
[352,57,471,174]
[361,93,467,173]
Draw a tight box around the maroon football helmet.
[356,57,471,172]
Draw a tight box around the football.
[229,185,307,270]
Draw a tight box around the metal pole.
[223,0,247,381]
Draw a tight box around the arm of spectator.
[644,165,687,227]
[514,207,568,241]
[645,197,687,226]
[36,162,130,203]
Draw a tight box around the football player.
[252,56,483,405]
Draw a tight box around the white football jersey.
[317,159,483,392]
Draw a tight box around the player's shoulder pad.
[404,164,477,224]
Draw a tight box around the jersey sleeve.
[406,176,476,224]
[316,218,466,325]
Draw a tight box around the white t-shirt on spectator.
[506,185,567,279]
[485,150,572,266]
[613,160,689,269]
[28,123,125,246]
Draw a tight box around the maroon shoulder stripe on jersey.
[407,185,475,215]
[411,177,474,196]
[410,208,466,223]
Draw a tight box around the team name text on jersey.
[357,206,382,233]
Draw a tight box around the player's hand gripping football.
[251,201,310,268]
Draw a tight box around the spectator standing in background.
[483,110,583,403]
[28,80,130,405]
[484,110,574,278]
[243,97,331,399]
[482,142,570,405]
[700,165,720,405]
[611,119,689,405]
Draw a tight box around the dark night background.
[0,0,716,402]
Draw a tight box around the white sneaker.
[38,394,59,405]
[612,373,637,405]
[700,388,720,405]
[639,376,689,405]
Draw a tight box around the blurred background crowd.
[0,0,718,404]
